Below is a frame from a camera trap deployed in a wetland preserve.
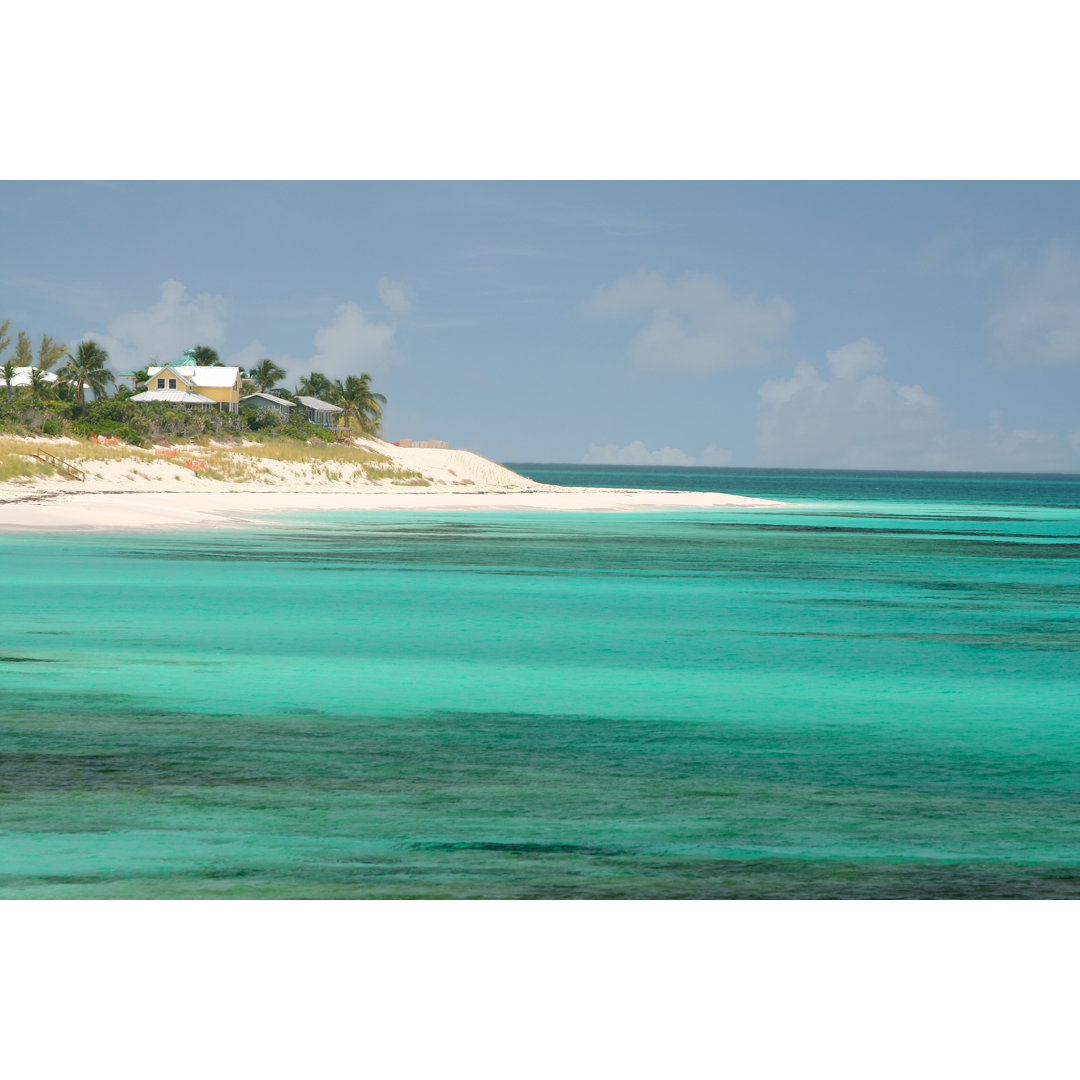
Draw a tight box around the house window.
[156,378,166,388]
[169,379,177,389]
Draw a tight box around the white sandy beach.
[0,436,782,530]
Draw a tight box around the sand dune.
[0,436,782,530]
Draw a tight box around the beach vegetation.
[27,367,54,401]
[229,438,389,467]
[1,359,16,403]
[158,439,399,484]
[0,429,446,493]
[333,373,386,436]
[36,335,67,371]
[13,331,34,367]
[297,371,334,400]
[70,419,149,447]
[1,321,67,375]
[189,345,222,366]
[0,452,52,482]
[239,405,352,444]
[280,418,343,443]
[362,463,429,484]
[0,436,141,466]
[0,399,67,436]
[61,341,115,416]
[1,321,394,451]
[247,358,287,393]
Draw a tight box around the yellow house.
[130,365,244,413]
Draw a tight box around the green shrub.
[85,398,137,424]
[0,395,71,437]
[69,418,149,448]
[279,418,342,443]
[119,425,149,447]
[5,390,356,449]
[71,418,120,438]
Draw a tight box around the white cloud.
[826,337,885,380]
[755,338,1080,471]
[698,443,735,467]
[377,277,413,316]
[582,441,694,466]
[82,279,228,371]
[581,440,734,467]
[585,271,794,374]
[988,241,1080,365]
[306,301,401,381]
[77,279,410,383]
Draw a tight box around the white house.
[0,366,60,390]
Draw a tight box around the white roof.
[130,388,214,405]
[148,365,241,388]
[296,395,342,413]
[0,366,59,388]
[241,392,295,408]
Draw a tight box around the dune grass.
[363,463,430,485]
[0,455,52,482]
[0,437,131,482]
[1,434,433,488]
[0,435,148,466]
[200,440,429,485]
[227,438,391,465]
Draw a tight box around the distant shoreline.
[0,435,783,530]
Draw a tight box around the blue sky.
[3,180,1079,469]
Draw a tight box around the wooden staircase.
[29,450,86,482]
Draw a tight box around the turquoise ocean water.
[2,466,1079,898]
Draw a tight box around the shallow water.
[2,467,1079,897]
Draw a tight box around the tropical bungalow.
[130,365,244,413]
[296,395,343,428]
[240,392,296,419]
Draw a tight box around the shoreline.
[0,486,784,531]
[0,436,784,530]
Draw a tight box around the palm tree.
[249,358,286,394]
[28,367,53,400]
[1,359,17,403]
[332,373,386,435]
[0,320,10,360]
[297,371,334,400]
[61,341,114,416]
[190,345,222,366]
